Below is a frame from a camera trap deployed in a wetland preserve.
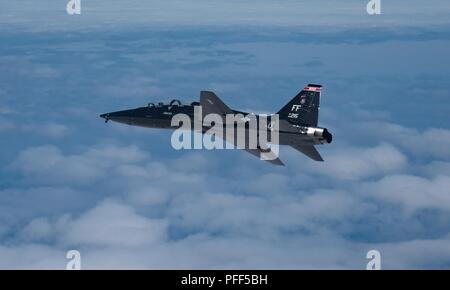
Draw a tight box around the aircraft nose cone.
[99,109,136,124]
[100,113,111,123]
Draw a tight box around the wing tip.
[290,144,324,162]
[267,158,285,166]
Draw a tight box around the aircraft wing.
[200,91,233,116]
[200,91,284,166]
[204,125,285,166]
[223,127,284,166]
[243,148,284,166]
[290,144,324,161]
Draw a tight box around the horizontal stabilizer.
[290,144,324,161]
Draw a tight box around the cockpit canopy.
[147,99,199,108]
[147,99,182,108]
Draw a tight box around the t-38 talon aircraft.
[100,84,332,166]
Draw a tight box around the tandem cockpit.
[146,99,200,109]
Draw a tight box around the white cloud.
[2,126,450,269]
[96,76,161,99]
[2,0,450,32]
[361,174,450,212]
[243,173,290,195]
[296,143,407,181]
[349,122,450,160]
[61,200,168,248]
[1,3,450,269]
[422,161,450,177]
[421,129,450,158]
[377,235,450,269]
[126,187,169,208]
[22,123,69,138]
[11,144,149,185]
[0,245,65,270]
[20,218,53,242]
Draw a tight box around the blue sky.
[1,1,450,269]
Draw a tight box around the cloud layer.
[2,0,450,32]
[1,4,450,268]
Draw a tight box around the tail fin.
[277,84,322,126]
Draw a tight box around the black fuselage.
[100,102,332,146]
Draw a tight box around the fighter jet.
[100,84,332,166]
